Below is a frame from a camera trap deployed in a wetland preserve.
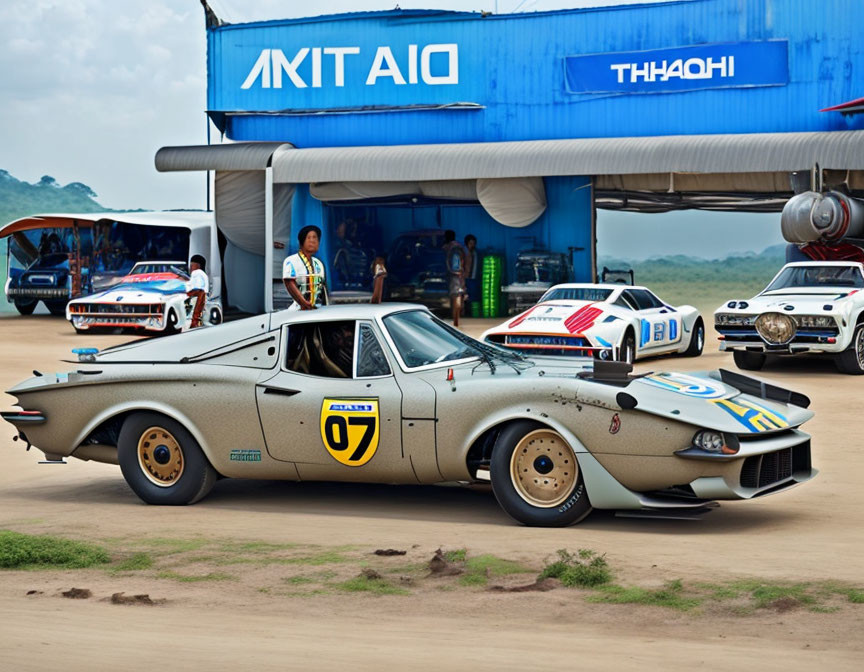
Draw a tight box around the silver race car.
[3,304,816,527]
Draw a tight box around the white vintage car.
[66,261,222,334]
[482,283,704,362]
[714,261,864,374]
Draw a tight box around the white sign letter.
[272,48,309,88]
[421,44,458,85]
[241,49,271,89]
[311,47,322,88]
[609,63,629,84]
[324,47,360,87]
[366,47,406,85]
[408,44,418,84]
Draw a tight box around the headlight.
[692,430,739,455]
[755,312,796,345]
[795,315,837,329]
[715,313,756,326]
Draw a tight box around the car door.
[255,319,413,483]
[626,289,680,352]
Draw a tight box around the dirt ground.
[1,309,863,670]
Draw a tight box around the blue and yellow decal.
[643,372,727,399]
[711,398,789,432]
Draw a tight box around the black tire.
[835,324,864,374]
[164,308,179,335]
[618,330,636,364]
[683,318,705,357]
[14,299,37,315]
[208,306,223,326]
[490,420,592,527]
[118,412,217,505]
[733,350,766,371]
[45,300,67,317]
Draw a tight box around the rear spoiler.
[716,369,811,409]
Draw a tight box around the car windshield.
[765,265,864,291]
[540,287,612,302]
[383,311,479,368]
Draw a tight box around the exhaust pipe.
[781,191,864,243]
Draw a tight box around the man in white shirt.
[186,254,208,328]
[283,225,326,310]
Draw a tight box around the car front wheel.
[733,350,766,371]
[618,330,635,364]
[835,324,864,375]
[490,421,592,527]
[118,412,217,505]
[14,299,37,315]
[683,318,704,357]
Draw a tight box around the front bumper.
[7,287,69,300]
[716,325,845,354]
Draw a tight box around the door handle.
[261,386,300,397]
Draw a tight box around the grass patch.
[156,570,235,583]
[111,552,154,572]
[137,537,209,555]
[216,541,300,553]
[466,554,531,576]
[279,550,353,566]
[335,575,410,596]
[0,530,110,570]
[444,549,467,563]
[283,576,315,585]
[459,572,490,587]
[589,580,701,611]
[841,588,864,604]
[539,549,611,588]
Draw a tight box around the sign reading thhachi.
[565,41,788,95]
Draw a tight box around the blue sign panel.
[565,41,788,95]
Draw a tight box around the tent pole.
[264,167,274,312]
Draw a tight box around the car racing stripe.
[508,305,537,328]
[563,305,603,334]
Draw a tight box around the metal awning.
[267,131,864,183]
[155,142,292,172]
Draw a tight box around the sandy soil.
[1,310,863,670]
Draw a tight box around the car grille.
[740,441,811,489]
[70,304,163,315]
[7,287,68,298]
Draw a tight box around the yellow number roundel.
[319,398,380,467]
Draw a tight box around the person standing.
[442,229,466,327]
[463,234,479,315]
[283,225,326,310]
[186,254,209,328]
[370,256,387,304]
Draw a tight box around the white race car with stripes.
[482,283,704,362]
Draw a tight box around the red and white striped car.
[482,283,703,362]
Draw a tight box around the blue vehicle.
[386,229,450,309]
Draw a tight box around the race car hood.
[71,278,187,305]
[718,289,858,316]
[622,370,813,434]
[494,301,606,335]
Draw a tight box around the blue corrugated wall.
[209,0,863,147]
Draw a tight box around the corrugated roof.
[155,142,291,172]
[268,131,864,183]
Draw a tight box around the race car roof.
[0,211,214,239]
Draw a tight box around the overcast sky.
[0,0,782,259]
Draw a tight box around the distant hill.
[0,170,108,228]
[599,244,787,288]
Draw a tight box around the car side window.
[616,291,639,310]
[356,323,391,377]
[285,320,355,378]
[629,289,662,311]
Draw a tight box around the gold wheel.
[137,426,185,488]
[509,429,578,508]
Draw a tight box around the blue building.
[157,0,864,314]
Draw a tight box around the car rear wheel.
[490,421,592,527]
[14,299,37,315]
[118,412,217,505]
[835,324,864,375]
[683,318,705,357]
[733,350,766,370]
